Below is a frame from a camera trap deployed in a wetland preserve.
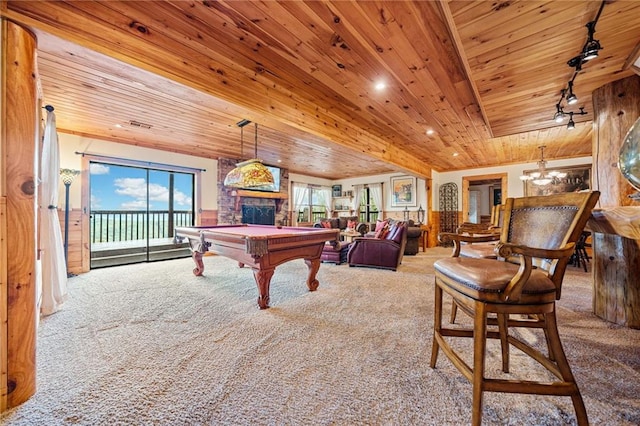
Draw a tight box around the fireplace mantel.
[235,189,288,200]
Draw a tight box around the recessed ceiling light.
[115,124,122,128]
[453,152,459,157]
[277,159,282,163]
[426,129,435,135]
[374,81,386,91]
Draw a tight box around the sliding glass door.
[89,161,194,268]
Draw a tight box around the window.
[294,185,330,223]
[359,187,379,223]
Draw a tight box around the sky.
[90,162,193,211]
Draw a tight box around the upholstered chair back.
[499,192,599,297]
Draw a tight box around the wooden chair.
[430,191,599,426]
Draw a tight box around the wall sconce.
[417,205,425,224]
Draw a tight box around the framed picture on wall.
[390,175,417,207]
[332,184,342,197]
[491,187,502,205]
[523,164,591,197]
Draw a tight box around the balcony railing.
[295,210,378,224]
[296,209,327,223]
[90,210,193,243]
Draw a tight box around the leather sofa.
[313,216,368,236]
[347,221,408,271]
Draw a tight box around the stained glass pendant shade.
[224,121,274,189]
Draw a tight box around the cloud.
[90,194,101,209]
[90,163,110,175]
[120,200,151,210]
[114,178,192,209]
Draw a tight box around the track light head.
[582,21,602,61]
[567,112,576,130]
[566,81,578,105]
[582,39,601,61]
[553,104,565,123]
[567,55,583,68]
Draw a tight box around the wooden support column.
[1,19,38,408]
[590,75,640,328]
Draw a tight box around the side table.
[419,225,429,251]
[340,230,360,243]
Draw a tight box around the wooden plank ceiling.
[3,0,640,180]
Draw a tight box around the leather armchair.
[347,222,407,271]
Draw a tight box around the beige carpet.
[1,248,638,425]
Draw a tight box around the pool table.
[174,224,340,309]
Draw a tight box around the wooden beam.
[1,19,38,408]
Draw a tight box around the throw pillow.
[374,219,388,233]
[375,224,389,239]
[321,220,332,229]
[347,219,357,230]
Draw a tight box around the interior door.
[468,190,480,224]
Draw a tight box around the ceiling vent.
[128,120,152,129]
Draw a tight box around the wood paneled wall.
[58,209,83,275]
[199,210,218,226]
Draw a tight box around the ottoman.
[321,241,351,265]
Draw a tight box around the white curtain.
[352,184,364,217]
[40,108,68,315]
[292,182,309,223]
[318,187,332,216]
[369,183,383,221]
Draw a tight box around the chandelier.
[223,120,274,189]
[520,146,567,186]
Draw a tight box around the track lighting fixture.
[551,1,605,127]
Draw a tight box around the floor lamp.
[60,168,80,274]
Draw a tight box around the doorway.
[89,161,195,268]
[461,173,507,224]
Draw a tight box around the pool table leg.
[304,258,321,291]
[191,251,205,276]
[253,268,275,309]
